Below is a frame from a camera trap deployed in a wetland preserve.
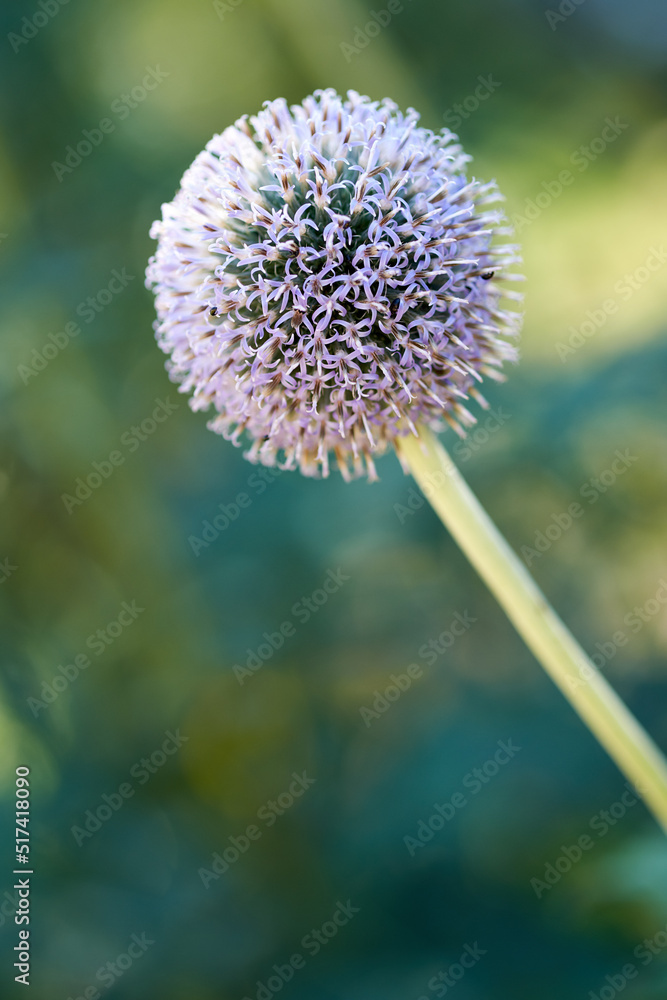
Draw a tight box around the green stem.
[396,426,667,833]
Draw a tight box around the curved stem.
[396,426,667,833]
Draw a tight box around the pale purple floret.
[146,89,522,480]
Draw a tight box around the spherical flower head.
[146,89,522,480]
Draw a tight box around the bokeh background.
[2,0,667,997]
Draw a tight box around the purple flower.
[146,89,522,480]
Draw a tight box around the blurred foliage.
[1,0,667,997]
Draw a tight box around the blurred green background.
[2,0,667,997]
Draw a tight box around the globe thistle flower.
[146,89,522,480]
[145,91,667,837]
